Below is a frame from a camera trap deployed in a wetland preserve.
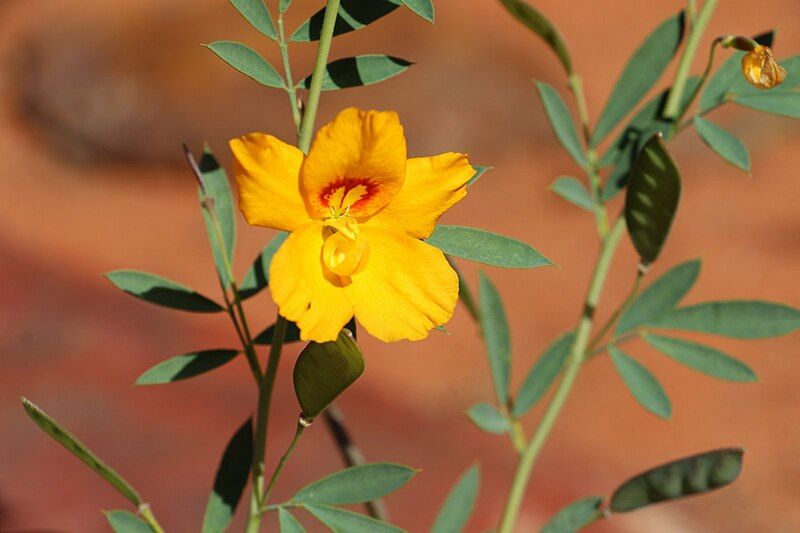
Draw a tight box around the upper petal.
[301,108,407,219]
[269,221,354,342]
[344,226,458,342]
[368,153,473,238]
[230,133,310,232]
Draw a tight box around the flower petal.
[368,153,473,238]
[269,221,354,342]
[230,133,310,232]
[345,226,458,342]
[301,108,407,219]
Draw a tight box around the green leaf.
[305,504,404,533]
[466,403,510,434]
[197,148,237,287]
[496,0,572,74]
[253,321,301,345]
[21,398,141,505]
[624,134,681,265]
[105,510,152,533]
[479,272,511,404]
[693,117,750,172]
[616,259,700,335]
[105,270,224,313]
[279,508,305,533]
[654,300,800,338]
[541,496,603,533]
[202,418,253,533]
[467,165,491,187]
[645,334,757,382]
[279,0,292,14]
[734,92,800,119]
[239,231,288,300]
[535,82,587,168]
[400,0,434,22]
[549,176,593,211]
[298,55,412,90]
[610,448,744,512]
[448,259,479,322]
[291,0,401,42]
[136,349,239,386]
[609,346,671,420]
[293,330,365,419]
[229,0,277,39]
[427,225,552,269]
[513,332,574,417]
[590,11,685,146]
[206,41,284,88]
[431,465,480,533]
[293,463,416,505]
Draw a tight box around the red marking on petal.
[319,178,379,211]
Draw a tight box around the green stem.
[567,73,591,145]
[509,419,527,454]
[497,217,626,533]
[663,0,719,119]
[262,420,307,504]
[138,504,164,533]
[586,150,609,238]
[589,327,647,359]
[669,37,722,136]
[297,0,341,154]
[586,268,644,353]
[277,11,302,132]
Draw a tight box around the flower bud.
[741,45,787,89]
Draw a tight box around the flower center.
[322,216,369,277]
[320,179,377,218]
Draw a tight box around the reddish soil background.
[1,0,799,531]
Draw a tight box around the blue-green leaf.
[467,165,491,187]
[609,346,671,419]
[197,148,236,287]
[202,418,253,533]
[279,0,292,14]
[279,508,305,533]
[496,0,572,74]
[466,403,509,434]
[136,349,239,386]
[239,231,288,300]
[734,92,800,119]
[654,300,800,338]
[106,270,224,313]
[645,334,757,382]
[254,321,301,345]
[549,176,593,211]
[400,0,434,22]
[293,463,416,505]
[427,225,552,269]
[541,496,603,533]
[291,0,401,42]
[431,465,480,533]
[591,11,685,146]
[513,332,574,417]
[298,55,412,90]
[105,511,151,533]
[536,81,587,168]
[206,41,284,88]
[229,0,277,39]
[617,260,700,335]
[305,504,404,533]
[693,117,750,171]
[479,272,511,404]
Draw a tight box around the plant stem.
[138,504,164,533]
[567,73,591,145]
[297,0,341,154]
[509,419,527,454]
[586,150,609,238]
[586,268,644,353]
[497,217,626,533]
[263,420,306,503]
[663,0,719,119]
[277,11,302,132]
[589,327,647,359]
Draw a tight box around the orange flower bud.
[741,45,787,89]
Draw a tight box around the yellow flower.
[741,45,787,89]
[230,108,474,343]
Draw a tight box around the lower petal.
[269,221,354,342]
[345,226,458,342]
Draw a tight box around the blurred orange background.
[1,0,799,531]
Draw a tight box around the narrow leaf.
[279,508,305,533]
[431,465,480,533]
[624,134,681,265]
[427,225,552,269]
[230,0,277,39]
[197,148,237,287]
[513,332,574,416]
[693,117,750,171]
[616,259,701,335]
[610,448,744,512]
[106,270,224,313]
[535,82,587,168]
[466,403,510,434]
[239,231,288,300]
[105,510,151,533]
[645,334,757,382]
[293,463,416,505]
[279,0,292,14]
[136,349,239,386]
[609,346,671,419]
[305,504,404,533]
[734,92,800,119]
[298,55,412,90]
[400,0,434,22]
[467,165,491,187]
[541,496,603,533]
[291,0,401,42]
[591,11,685,146]
[549,176,593,211]
[479,272,511,404]
[654,300,800,338]
[21,398,141,505]
[253,321,302,345]
[496,0,572,74]
[448,259,479,322]
[202,418,254,533]
[206,41,284,88]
